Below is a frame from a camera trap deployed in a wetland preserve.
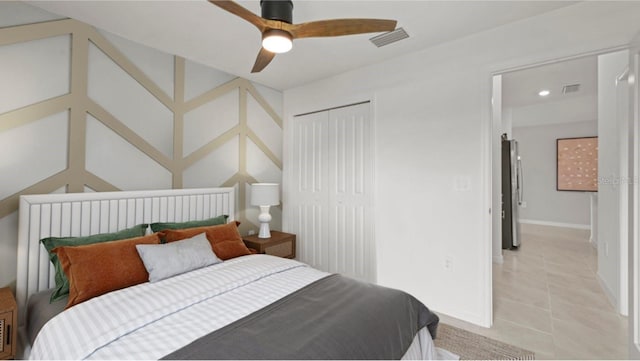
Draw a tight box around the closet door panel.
[295,204,325,269]
[328,103,374,281]
[289,111,329,270]
[288,102,374,282]
[330,204,368,280]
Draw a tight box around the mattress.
[29,255,437,359]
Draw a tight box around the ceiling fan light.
[262,29,292,53]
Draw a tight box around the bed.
[16,187,439,360]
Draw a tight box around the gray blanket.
[162,274,439,360]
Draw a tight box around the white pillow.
[135,233,222,282]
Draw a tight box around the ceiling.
[502,55,598,127]
[27,0,578,91]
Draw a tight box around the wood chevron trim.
[0,94,71,132]
[82,171,120,193]
[247,129,283,169]
[0,170,69,219]
[184,78,244,112]
[173,57,186,188]
[87,28,174,111]
[221,173,261,230]
[67,23,90,193]
[239,83,248,177]
[182,125,241,168]
[86,101,174,171]
[222,173,257,188]
[245,81,283,129]
[0,18,74,46]
[0,17,283,232]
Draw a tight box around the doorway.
[489,51,629,358]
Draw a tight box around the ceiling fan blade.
[251,47,276,73]
[285,19,397,39]
[208,0,268,32]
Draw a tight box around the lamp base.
[258,223,271,238]
[258,205,272,238]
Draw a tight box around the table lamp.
[250,183,280,238]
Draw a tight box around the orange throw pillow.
[161,226,209,243]
[205,222,252,260]
[53,233,161,309]
[162,222,251,260]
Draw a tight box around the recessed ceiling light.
[538,90,550,97]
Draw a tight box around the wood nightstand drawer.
[243,231,296,259]
[0,288,16,360]
[264,241,293,258]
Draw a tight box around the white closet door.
[327,103,374,282]
[289,110,329,271]
[289,102,374,282]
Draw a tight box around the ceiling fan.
[209,0,397,73]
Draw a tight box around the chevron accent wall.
[0,9,283,288]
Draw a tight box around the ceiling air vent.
[369,27,409,48]
[562,83,581,94]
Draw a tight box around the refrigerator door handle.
[517,157,524,205]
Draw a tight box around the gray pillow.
[135,233,222,282]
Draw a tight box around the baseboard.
[431,307,491,329]
[519,219,590,230]
[596,272,618,310]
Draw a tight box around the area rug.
[434,323,536,360]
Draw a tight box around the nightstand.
[243,231,296,259]
[0,288,16,360]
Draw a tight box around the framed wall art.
[556,136,598,192]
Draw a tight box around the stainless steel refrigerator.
[501,134,523,249]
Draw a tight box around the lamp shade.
[250,183,280,206]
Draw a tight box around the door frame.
[627,32,640,358]
[484,45,631,327]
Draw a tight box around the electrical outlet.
[248,229,256,236]
[520,201,527,208]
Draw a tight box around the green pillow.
[41,223,148,303]
[150,215,229,233]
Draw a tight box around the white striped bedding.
[30,255,436,360]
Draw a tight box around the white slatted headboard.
[16,187,235,324]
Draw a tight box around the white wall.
[510,95,598,128]
[512,121,597,227]
[0,2,283,290]
[284,2,640,327]
[597,50,629,314]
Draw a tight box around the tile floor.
[438,223,628,359]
